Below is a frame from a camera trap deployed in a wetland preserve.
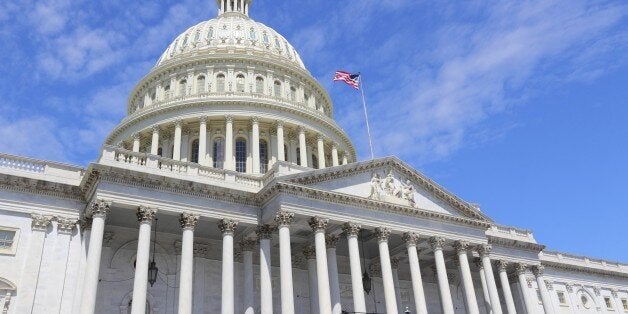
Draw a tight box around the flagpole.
[359,76,375,160]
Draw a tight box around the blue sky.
[1,0,627,261]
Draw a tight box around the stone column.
[342,223,366,313]
[375,227,398,314]
[303,246,319,314]
[277,121,285,162]
[252,117,260,174]
[308,217,332,314]
[475,258,493,314]
[317,134,326,169]
[133,133,141,153]
[496,261,517,314]
[173,120,183,160]
[15,214,51,313]
[403,232,428,314]
[326,235,341,314]
[331,145,339,167]
[299,126,308,167]
[391,258,404,313]
[275,210,296,314]
[240,239,256,314]
[178,213,199,314]
[478,245,503,314]
[50,218,77,314]
[218,219,238,314]
[199,116,207,165]
[257,224,274,314]
[225,115,234,170]
[454,241,479,314]
[430,237,454,314]
[564,283,578,314]
[515,263,536,314]
[151,126,160,155]
[532,266,554,314]
[80,200,111,314]
[130,207,157,314]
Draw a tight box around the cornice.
[541,260,628,279]
[0,173,84,201]
[487,235,545,252]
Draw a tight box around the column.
[199,117,207,165]
[277,121,285,161]
[342,223,366,313]
[289,138,297,164]
[256,224,274,314]
[71,218,92,313]
[308,217,332,314]
[331,145,339,167]
[130,207,157,314]
[275,210,296,314]
[240,239,256,314]
[50,218,77,313]
[532,266,554,314]
[478,245,503,314]
[475,258,493,314]
[326,235,341,314]
[564,283,578,314]
[151,126,160,155]
[80,200,111,314]
[375,227,398,314]
[317,134,326,169]
[515,264,536,314]
[303,246,319,314]
[403,232,428,314]
[454,241,480,314]
[430,237,454,314]
[299,126,308,167]
[225,115,234,170]
[15,214,51,313]
[252,117,260,174]
[342,154,348,165]
[173,120,183,160]
[496,261,517,314]
[218,219,238,314]
[391,258,404,313]
[178,213,199,314]
[133,133,141,152]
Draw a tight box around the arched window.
[312,154,319,169]
[207,27,214,40]
[236,74,245,93]
[255,77,264,94]
[235,138,247,173]
[259,140,268,173]
[249,28,256,40]
[179,79,187,96]
[283,145,289,162]
[217,74,225,92]
[290,86,296,101]
[274,81,282,98]
[191,139,199,163]
[197,76,206,93]
[213,138,225,169]
[263,32,269,44]
[296,147,301,166]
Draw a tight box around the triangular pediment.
[280,157,492,222]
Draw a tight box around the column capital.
[390,257,400,269]
[453,240,470,254]
[298,126,306,134]
[179,213,199,230]
[429,236,446,250]
[152,125,161,133]
[342,222,361,237]
[133,132,141,141]
[496,260,509,272]
[251,116,259,124]
[515,263,528,275]
[256,224,275,239]
[476,244,492,257]
[611,288,618,298]
[331,144,338,150]
[137,206,157,223]
[303,245,316,260]
[79,216,92,231]
[275,120,284,128]
[474,257,484,270]
[225,115,233,123]
[565,282,574,293]
[308,216,328,232]
[174,119,183,128]
[199,116,208,124]
[239,238,257,252]
[57,217,78,234]
[545,280,553,290]
[88,199,111,218]
[31,214,52,231]
[325,234,339,249]
[317,133,325,142]
[531,265,544,276]
[374,227,391,243]
[593,286,601,296]
[217,219,238,235]
[402,232,420,247]
[274,210,295,226]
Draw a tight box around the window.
[207,27,214,40]
[235,138,247,173]
[182,34,189,47]
[283,145,289,162]
[213,138,225,169]
[274,37,280,49]
[194,30,200,42]
[557,291,567,305]
[290,86,296,101]
[312,154,318,169]
[249,28,256,40]
[197,76,206,93]
[179,79,187,96]
[296,147,301,166]
[605,297,613,310]
[164,85,171,99]
[263,32,269,44]
[191,139,199,163]
[255,77,264,94]
[217,74,225,92]
[582,295,591,309]
[0,228,18,255]
[621,299,627,310]
[157,147,163,157]
[274,81,282,97]
[259,140,268,173]
[236,74,245,93]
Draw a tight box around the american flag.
[333,71,360,90]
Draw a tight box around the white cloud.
[0,116,67,161]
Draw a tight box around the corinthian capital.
[31,214,52,231]
[474,257,484,270]
[256,224,274,239]
[136,206,157,223]
[531,265,544,277]
[308,217,328,232]
[217,219,238,234]
[342,222,361,237]
[274,210,295,226]
[496,260,509,272]
[391,257,400,269]
[88,199,111,218]
[429,236,446,250]
[374,227,391,243]
[325,235,339,249]
[476,244,492,257]
[239,238,256,252]
[303,246,316,259]
[402,232,420,247]
[453,240,470,254]
[179,213,199,230]
[515,263,528,275]
[57,217,78,234]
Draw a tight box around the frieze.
[0,174,84,201]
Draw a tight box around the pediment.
[281,157,491,222]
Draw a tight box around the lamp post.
[148,218,158,287]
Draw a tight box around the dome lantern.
[216,0,252,17]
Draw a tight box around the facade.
[0,1,627,313]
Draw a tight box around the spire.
[216,0,252,17]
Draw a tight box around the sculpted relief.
[368,170,417,207]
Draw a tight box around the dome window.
[182,34,189,48]
[259,140,268,173]
[274,37,281,49]
[207,27,214,40]
[263,32,269,44]
[236,74,245,93]
[194,30,201,43]
[235,138,247,173]
[216,74,226,92]
[179,79,187,96]
[170,39,179,56]
[273,81,282,98]
[290,86,296,101]
[197,76,206,93]
[249,28,256,40]
[213,138,225,169]
[191,139,199,163]
[255,77,264,94]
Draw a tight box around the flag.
[333,71,360,90]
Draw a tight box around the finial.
[216,0,252,17]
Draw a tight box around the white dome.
[156,14,306,70]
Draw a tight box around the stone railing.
[99,145,264,191]
[487,224,536,242]
[0,153,84,185]
[541,250,628,275]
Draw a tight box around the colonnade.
[78,203,550,314]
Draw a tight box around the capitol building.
[1,1,627,313]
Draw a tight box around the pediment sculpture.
[368,170,417,207]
